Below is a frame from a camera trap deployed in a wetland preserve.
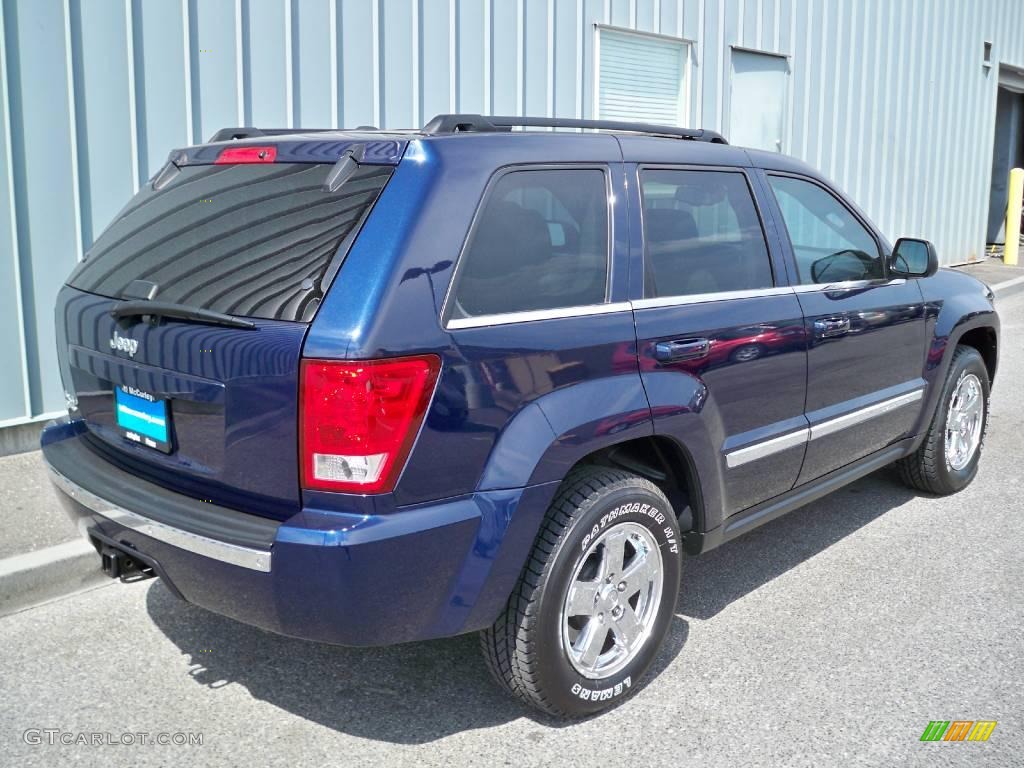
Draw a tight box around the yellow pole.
[1006,167,1024,267]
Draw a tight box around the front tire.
[898,345,990,495]
[480,466,682,717]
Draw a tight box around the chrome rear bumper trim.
[46,463,272,573]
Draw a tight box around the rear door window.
[640,169,774,297]
[448,168,610,320]
[67,162,393,321]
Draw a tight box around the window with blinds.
[596,27,689,126]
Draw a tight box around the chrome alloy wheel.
[561,522,664,679]
[945,373,984,471]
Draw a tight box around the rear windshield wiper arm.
[110,300,257,330]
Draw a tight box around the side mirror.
[889,237,938,278]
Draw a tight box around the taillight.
[300,356,441,494]
[214,145,277,164]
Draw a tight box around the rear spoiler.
[167,132,408,167]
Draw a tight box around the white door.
[729,50,788,151]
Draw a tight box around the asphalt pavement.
[0,292,1022,767]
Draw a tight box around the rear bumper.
[42,419,558,646]
[47,456,274,573]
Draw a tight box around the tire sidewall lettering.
[580,501,678,556]
[570,676,632,702]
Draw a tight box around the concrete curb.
[992,273,1024,301]
[0,539,108,617]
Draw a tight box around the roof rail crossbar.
[421,114,728,143]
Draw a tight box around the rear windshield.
[67,162,393,322]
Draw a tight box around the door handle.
[813,316,851,338]
[654,338,710,362]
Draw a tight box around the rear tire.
[897,345,990,495]
[480,466,682,717]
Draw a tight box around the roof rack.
[421,114,728,144]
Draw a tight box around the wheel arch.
[955,325,998,383]
[459,432,707,637]
[564,434,706,538]
[476,371,708,539]
[912,303,999,449]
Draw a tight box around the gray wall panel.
[523,0,550,118]
[133,0,191,179]
[5,0,81,417]
[341,0,377,126]
[293,0,335,129]
[69,0,136,246]
[242,0,290,128]
[421,0,456,120]
[0,0,29,423]
[490,0,520,115]
[189,0,243,142]
[381,0,415,127]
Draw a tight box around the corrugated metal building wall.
[1,0,1022,427]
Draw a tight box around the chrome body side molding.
[724,387,925,467]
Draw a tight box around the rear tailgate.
[57,138,403,520]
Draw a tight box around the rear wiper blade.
[110,300,257,330]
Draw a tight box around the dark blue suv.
[43,114,999,717]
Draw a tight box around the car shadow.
[145,581,689,741]
[678,467,917,620]
[145,467,914,743]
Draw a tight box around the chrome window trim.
[631,285,795,310]
[792,278,906,293]
[46,463,272,573]
[446,301,632,330]
[809,388,924,440]
[448,276,911,320]
[725,428,809,469]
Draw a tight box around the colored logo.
[920,720,997,742]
